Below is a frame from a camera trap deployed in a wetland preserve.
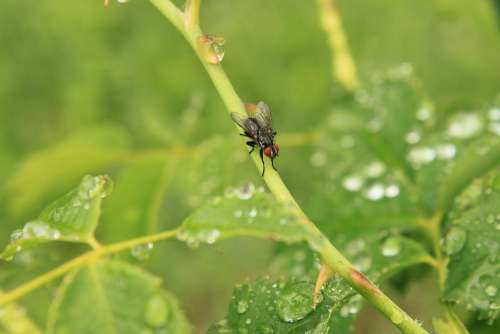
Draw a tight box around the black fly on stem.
[231,102,279,176]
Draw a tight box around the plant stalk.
[149,1,430,333]
[0,228,179,306]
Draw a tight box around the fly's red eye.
[274,144,279,153]
[264,147,272,157]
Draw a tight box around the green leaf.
[212,235,431,332]
[177,185,312,248]
[442,169,500,323]
[179,136,259,209]
[99,152,170,243]
[0,175,113,261]
[438,113,500,211]
[46,260,191,334]
[4,125,129,218]
[0,290,42,334]
[413,106,500,215]
[208,276,354,334]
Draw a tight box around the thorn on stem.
[312,264,334,308]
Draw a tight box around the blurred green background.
[0,0,499,333]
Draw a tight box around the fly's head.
[264,144,279,158]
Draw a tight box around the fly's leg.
[246,141,256,154]
[259,148,265,176]
[271,158,278,171]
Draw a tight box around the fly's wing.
[230,112,259,137]
[254,101,272,129]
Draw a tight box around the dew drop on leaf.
[435,143,457,160]
[485,285,497,297]
[235,183,255,200]
[447,113,482,139]
[276,282,318,323]
[364,183,385,201]
[384,184,400,198]
[443,227,467,256]
[407,146,436,168]
[364,161,386,178]
[131,242,154,261]
[381,237,401,257]
[237,300,249,314]
[145,294,168,328]
[405,130,421,144]
[342,175,363,192]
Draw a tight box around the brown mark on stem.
[350,269,380,294]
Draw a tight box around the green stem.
[149,1,429,333]
[0,228,179,306]
[419,214,470,334]
[317,0,360,91]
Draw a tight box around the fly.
[231,101,279,176]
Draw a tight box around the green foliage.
[208,277,353,333]
[0,290,42,334]
[177,186,311,248]
[1,175,112,260]
[0,0,499,333]
[4,126,129,219]
[46,260,190,334]
[443,169,500,323]
[99,152,169,242]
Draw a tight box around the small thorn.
[312,264,334,308]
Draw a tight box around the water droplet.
[277,282,317,323]
[234,210,243,218]
[310,151,327,167]
[145,294,168,327]
[488,107,500,121]
[247,208,258,218]
[22,221,61,240]
[486,214,495,224]
[198,35,225,64]
[131,243,154,261]
[384,184,400,198]
[408,146,436,168]
[405,130,421,144]
[447,113,482,139]
[245,318,252,325]
[364,183,385,201]
[381,237,401,257]
[417,106,433,121]
[342,175,363,192]
[443,227,467,255]
[237,300,249,314]
[485,285,497,297]
[235,183,255,200]
[435,143,457,160]
[205,229,220,244]
[365,161,386,178]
